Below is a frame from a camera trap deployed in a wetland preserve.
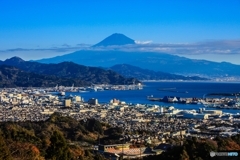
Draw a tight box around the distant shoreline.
[141,80,240,83]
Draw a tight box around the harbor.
[46,83,143,93]
[58,82,240,113]
[147,94,240,110]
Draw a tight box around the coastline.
[141,80,240,83]
[64,81,240,114]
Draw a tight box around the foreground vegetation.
[143,136,240,160]
[0,113,111,160]
[1,113,240,160]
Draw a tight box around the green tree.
[94,153,106,160]
[179,148,189,160]
[45,131,72,160]
[84,119,103,134]
[0,131,13,160]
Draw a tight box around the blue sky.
[0,0,240,63]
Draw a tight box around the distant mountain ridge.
[37,49,240,77]
[0,57,140,86]
[92,33,135,47]
[110,64,209,80]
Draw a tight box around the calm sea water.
[67,82,240,114]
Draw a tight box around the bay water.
[67,81,240,114]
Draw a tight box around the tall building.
[64,99,71,107]
[88,98,98,105]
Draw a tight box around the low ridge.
[0,65,89,87]
[0,57,140,86]
[110,64,209,80]
[5,56,25,64]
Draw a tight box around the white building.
[183,112,208,119]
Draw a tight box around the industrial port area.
[148,93,240,110]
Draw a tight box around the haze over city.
[0,0,240,64]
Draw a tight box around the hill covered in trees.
[0,65,89,87]
[0,57,140,87]
[0,113,122,160]
[143,136,240,160]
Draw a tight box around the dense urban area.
[0,86,240,159]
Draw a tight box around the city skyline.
[0,0,240,64]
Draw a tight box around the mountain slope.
[0,57,139,85]
[0,65,89,87]
[110,64,209,80]
[93,33,135,47]
[36,50,240,77]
